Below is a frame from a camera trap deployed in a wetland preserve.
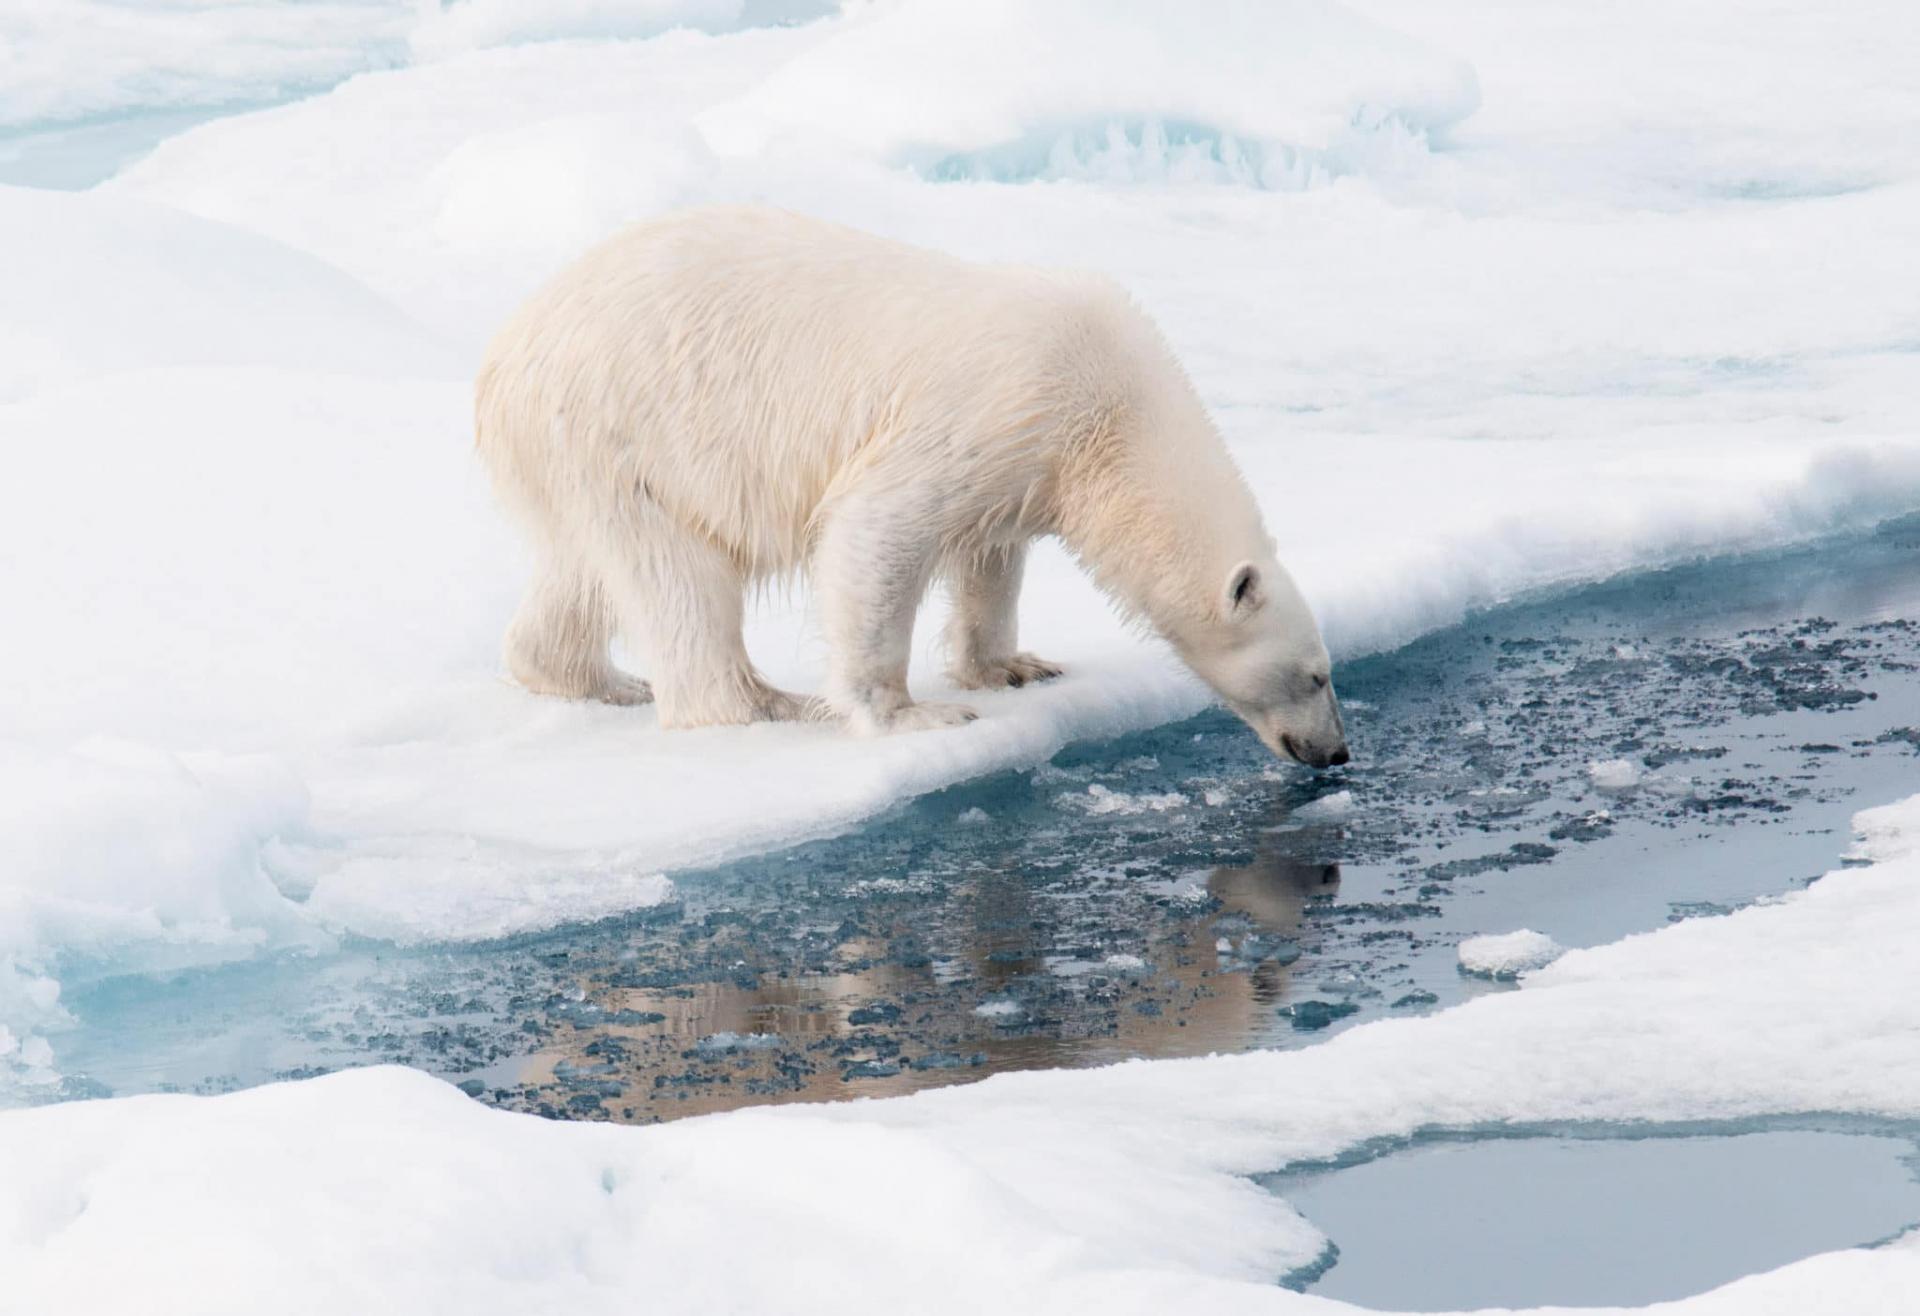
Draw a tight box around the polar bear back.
[476,206,1157,580]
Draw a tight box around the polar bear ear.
[1225,562,1264,618]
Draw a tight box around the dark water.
[1267,1122,1920,1310]
[53,517,1920,1122]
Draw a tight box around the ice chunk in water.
[1458,930,1565,980]
[1057,784,1189,815]
[973,999,1023,1020]
[689,1032,782,1059]
[1293,790,1355,823]
[1588,759,1643,791]
[1279,1000,1360,1031]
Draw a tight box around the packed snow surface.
[0,0,826,129]
[7,796,1920,1312]
[1458,929,1565,980]
[698,0,1479,183]
[5,0,1920,1097]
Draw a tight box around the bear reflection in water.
[515,831,1343,1121]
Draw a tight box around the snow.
[407,0,825,63]
[7,795,1920,1312]
[0,1,410,130]
[0,0,828,131]
[7,2,1920,1304]
[698,0,1480,183]
[1458,929,1565,980]
[2,0,1919,1129]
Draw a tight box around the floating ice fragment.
[1549,809,1614,842]
[1102,953,1147,972]
[1315,971,1379,999]
[1279,999,1359,1031]
[973,999,1023,1020]
[1293,790,1354,823]
[689,1031,782,1058]
[846,876,935,898]
[1587,758,1642,791]
[1057,783,1189,816]
[956,806,990,825]
[1458,929,1564,980]
[1222,934,1301,968]
[1161,880,1212,908]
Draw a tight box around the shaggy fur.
[475,206,1348,764]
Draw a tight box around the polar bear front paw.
[877,700,978,734]
[950,653,1064,690]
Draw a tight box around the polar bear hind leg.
[606,498,819,728]
[505,558,652,706]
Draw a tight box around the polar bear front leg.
[943,542,1064,691]
[815,488,976,735]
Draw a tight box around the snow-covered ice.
[698,0,1479,184]
[1458,929,1566,980]
[3,4,1920,1304]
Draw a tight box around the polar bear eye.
[1311,673,1328,691]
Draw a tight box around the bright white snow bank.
[409,0,835,62]
[0,185,452,396]
[698,0,1479,184]
[0,0,829,131]
[0,1,411,130]
[7,797,1920,1312]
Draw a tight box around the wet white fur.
[476,206,1346,760]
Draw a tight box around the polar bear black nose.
[1327,746,1350,767]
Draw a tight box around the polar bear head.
[1176,558,1349,768]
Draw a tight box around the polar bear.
[476,207,1349,767]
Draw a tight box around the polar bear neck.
[1052,388,1272,638]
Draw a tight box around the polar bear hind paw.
[596,673,655,706]
[757,686,835,723]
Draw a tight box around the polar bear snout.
[1280,731,1350,770]
[1260,692,1349,770]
